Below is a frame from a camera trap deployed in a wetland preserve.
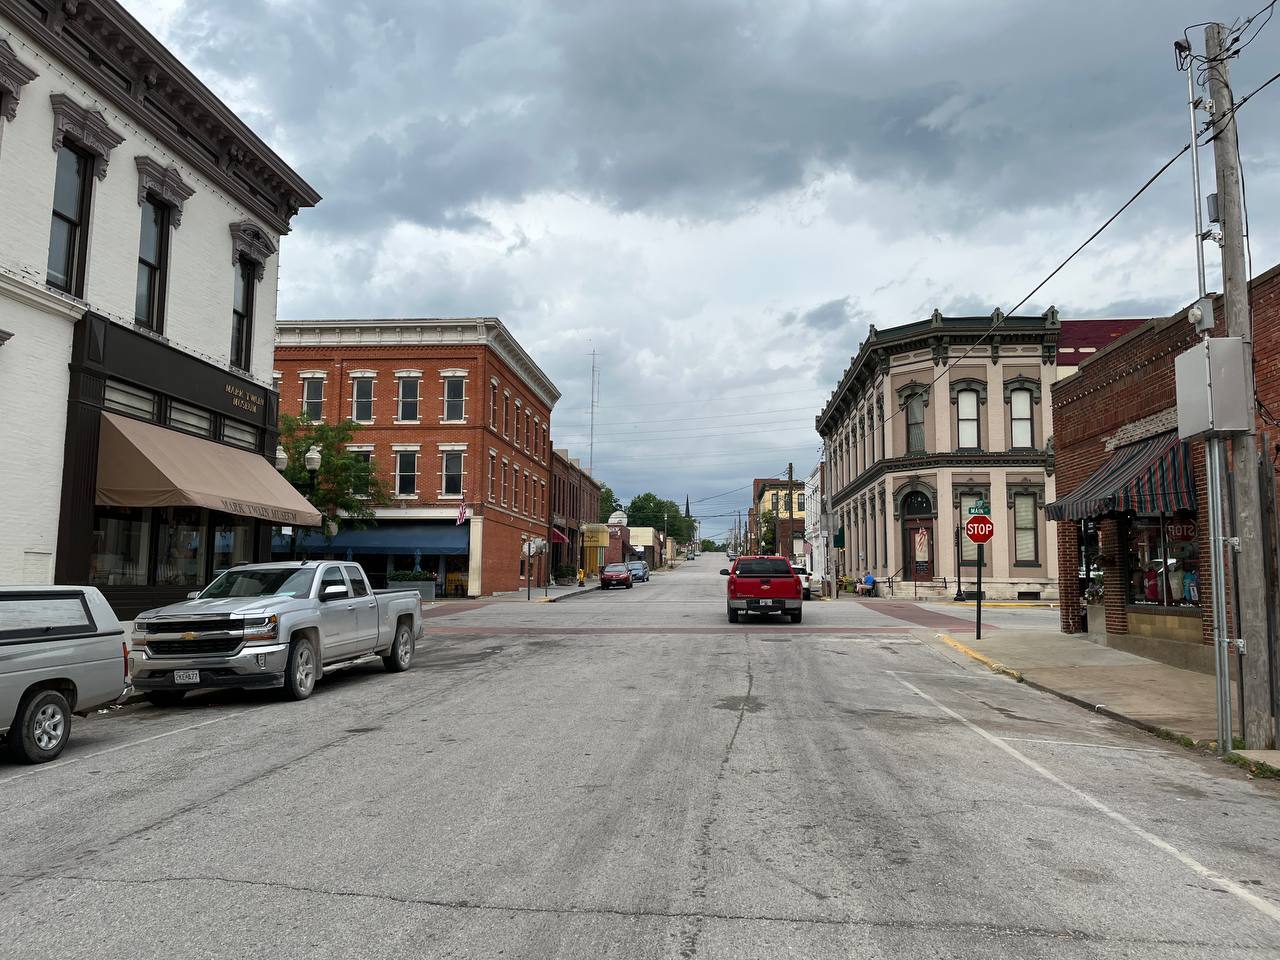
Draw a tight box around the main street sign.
[964,514,995,545]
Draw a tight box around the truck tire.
[383,622,415,673]
[7,689,71,764]
[282,636,317,701]
[145,690,187,708]
[727,606,739,624]
[790,609,803,624]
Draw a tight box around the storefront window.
[155,507,208,586]
[213,516,254,574]
[89,507,151,586]
[1126,514,1199,607]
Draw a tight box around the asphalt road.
[3,555,1280,958]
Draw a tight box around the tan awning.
[96,412,322,527]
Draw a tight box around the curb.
[545,586,599,603]
[935,632,1237,757]
[948,601,1059,609]
[1226,752,1280,780]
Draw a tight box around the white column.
[467,518,484,597]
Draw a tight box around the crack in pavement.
[0,871,1252,950]
[680,638,754,959]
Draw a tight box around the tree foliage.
[598,484,621,523]
[757,510,777,553]
[625,492,697,543]
[278,415,389,525]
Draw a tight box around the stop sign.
[965,514,995,545]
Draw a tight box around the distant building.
[803,463,826,584]
[749,478,806,558]
[273,318,559,596]
[815,309,1144,600]
[550,448,601,577]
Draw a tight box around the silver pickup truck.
[1,586,130,763]
[130,561,422,704]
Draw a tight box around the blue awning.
[272,523,470,556]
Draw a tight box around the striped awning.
[1045,431,1197,521]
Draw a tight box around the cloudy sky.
[137,0,1280,541]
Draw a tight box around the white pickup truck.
[129,561,422,704]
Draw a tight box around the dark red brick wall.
[1052,261,1280,640]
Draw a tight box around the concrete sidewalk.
[933,627,1257,755]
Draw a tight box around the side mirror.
[720,568,730,576]
[186,591,201,600]
[322,584,348,601]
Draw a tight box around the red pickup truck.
[721,556,803,624]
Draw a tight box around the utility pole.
[588,350,598,474]
[1206,22,1275,749]
[786,462,794,562]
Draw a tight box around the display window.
[1125,513,1199,607]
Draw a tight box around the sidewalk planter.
[554,577,576,586]
[1086,604,1106,642]
[399,581,437,601]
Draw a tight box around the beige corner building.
[814,310,1141,600]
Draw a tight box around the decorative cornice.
[49,93,123,178]
[2,0,320,232]
[830,449,1051,510]
[1007,481,1046,510]
[0,327,12,346]
[0,38,38,122]
[896,381,931,409]
[948,377,988,403]
[1003,375,1042,404]
[229,220,276,279]
[274,318,562,411]
[136,155,195,226]
[0,265,85,320]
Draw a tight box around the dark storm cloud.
[164,0,1280,236]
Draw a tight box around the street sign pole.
[976,543,984,640]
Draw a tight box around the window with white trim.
[398,377,420,422]
[524,473,531,514]
[352,378,374,422]
[524,410,531,451]
[444,377,465,422]
[503,393,511,437]
[501,460,509,504]
[490,381,498,428]
[1010,389,1034,448]
[541,479,547,519]
[442,451,464,497]
[488,453,497,501]
[395,451,417,496]
[302,378,325,420]
[957,389,980,449]
[1014,493,1038,563]
[514,401,523,447]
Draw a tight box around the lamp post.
[277,444,322,559]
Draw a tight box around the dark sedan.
[626,560,650,582]
[600,563,633,589]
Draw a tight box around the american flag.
[456,502,468,525]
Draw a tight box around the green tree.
[598,484,621,522]
[625,493,697,543]
[278,415,389,525]
[757,510,777,553]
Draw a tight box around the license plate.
[756,599,775,606]
[173,670,200,684]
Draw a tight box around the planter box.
[397,581,437,601]
[1085,603,1106,641]
[554,577,576,586]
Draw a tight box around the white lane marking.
[997,737,1168,755]
[890,672,1280,926]
[0,711,249,786]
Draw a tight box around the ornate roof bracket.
[136,156,195,226]
[50,93,124,178]
[0,39,39,122]
[932,335,949,366]
[229,220,276,280]
[1006,481,1046,510]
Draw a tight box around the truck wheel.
[145,690,187,708]
[803,589,811,601]
[727,607,739,624]
[7,689,71,764]
[283,637,317,701]
[790,609,803,624]
[383,622,415,673]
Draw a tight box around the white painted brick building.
[0,0,319,615]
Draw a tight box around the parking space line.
[890,671,1280,926]
[0,711,248,786]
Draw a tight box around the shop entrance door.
[899,490,935,582]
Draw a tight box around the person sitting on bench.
[856,571,876,596]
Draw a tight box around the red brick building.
[1049,264,1280,673]
[273,318,560,596]
[550,449,602,577]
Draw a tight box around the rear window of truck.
[734,559,792,577]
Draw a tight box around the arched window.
[902,490,932,518]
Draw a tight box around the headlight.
[242,615,279,644]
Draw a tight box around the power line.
[553,405,820,433]
[555,386,826,417]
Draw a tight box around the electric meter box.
[1175,337,1252,438]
